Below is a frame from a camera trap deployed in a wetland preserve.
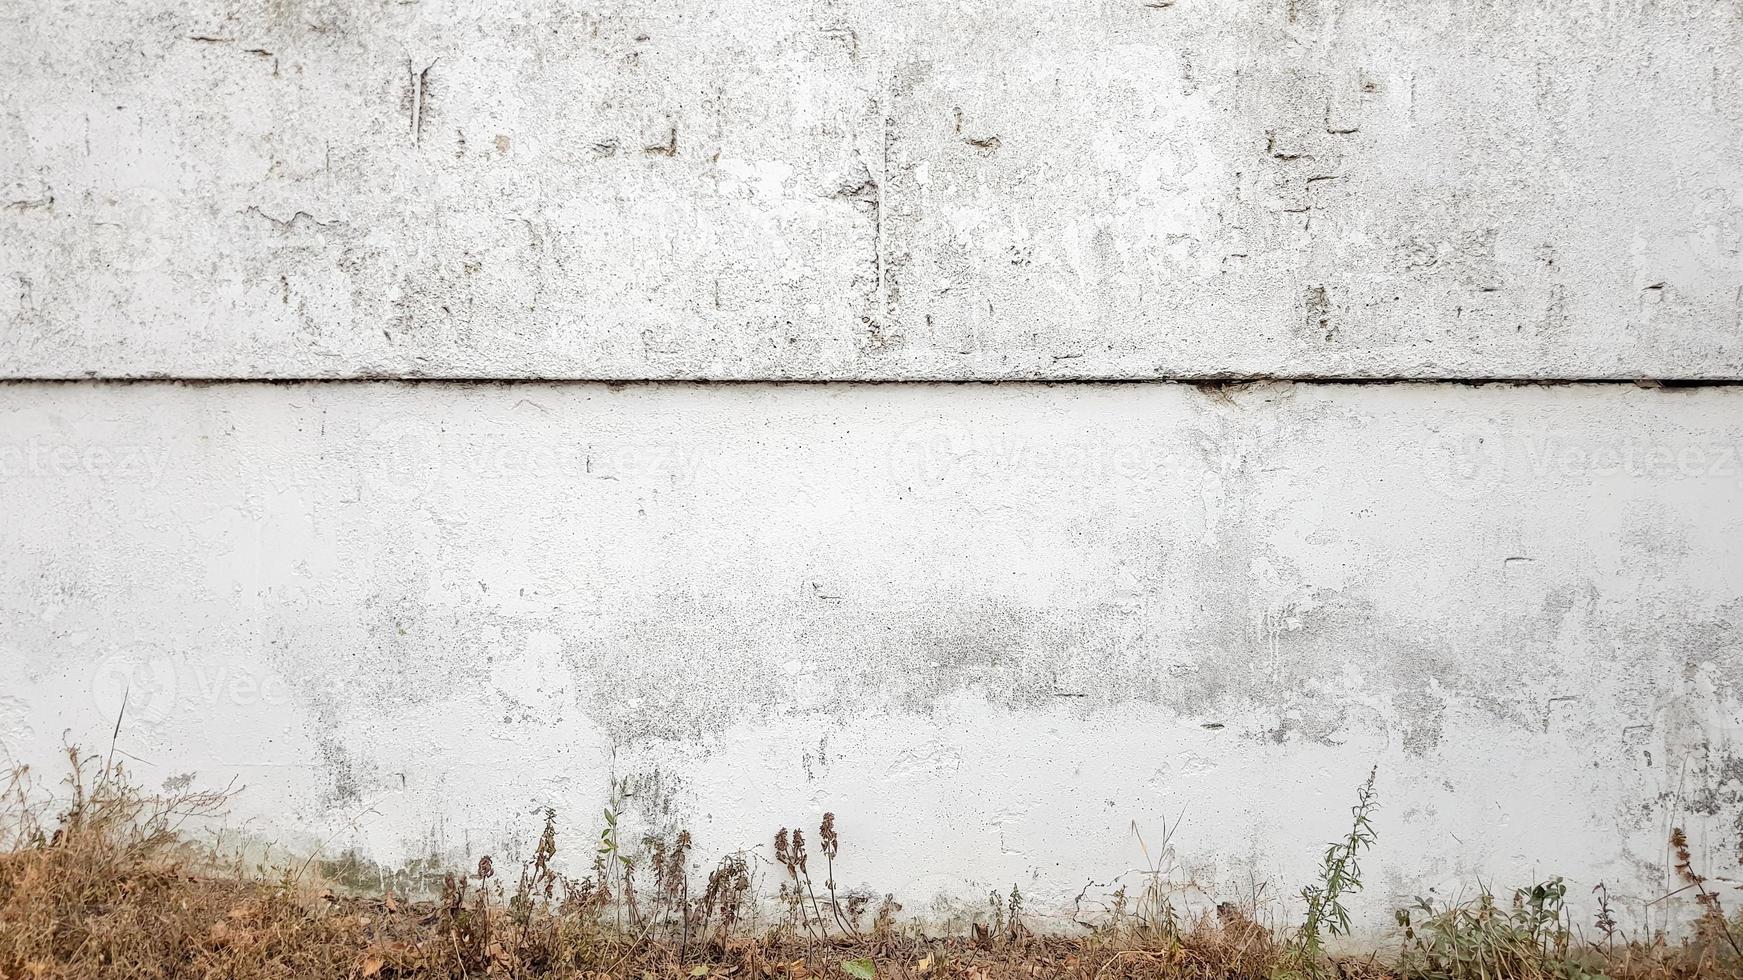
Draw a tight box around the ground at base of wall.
[5,757,1743,980]
[3,872,1740,980]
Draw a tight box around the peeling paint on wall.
[3,0,1742,379]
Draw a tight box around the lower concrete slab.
[1,380,1739,932]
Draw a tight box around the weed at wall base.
[2,751,1740,979]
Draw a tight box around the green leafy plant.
[1395,877,1608,980]
[596,804,635,929]
[1285,765,1378,977]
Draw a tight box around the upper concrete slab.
[3,0,1740,379]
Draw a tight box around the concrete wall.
[4,380,1742,930]
[5,0,1742,380]
[3,0,1743,938]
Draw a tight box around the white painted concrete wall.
[3,0,1743,941]
[3,382,1742,932]
[3,0,1741,379]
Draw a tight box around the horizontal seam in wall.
[0,376,1740,388]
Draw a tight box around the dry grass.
[1,751,1739,980]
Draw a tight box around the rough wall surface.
[2,0,1743,942]
[3,382,1742,930]
[3,0,1742,379]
